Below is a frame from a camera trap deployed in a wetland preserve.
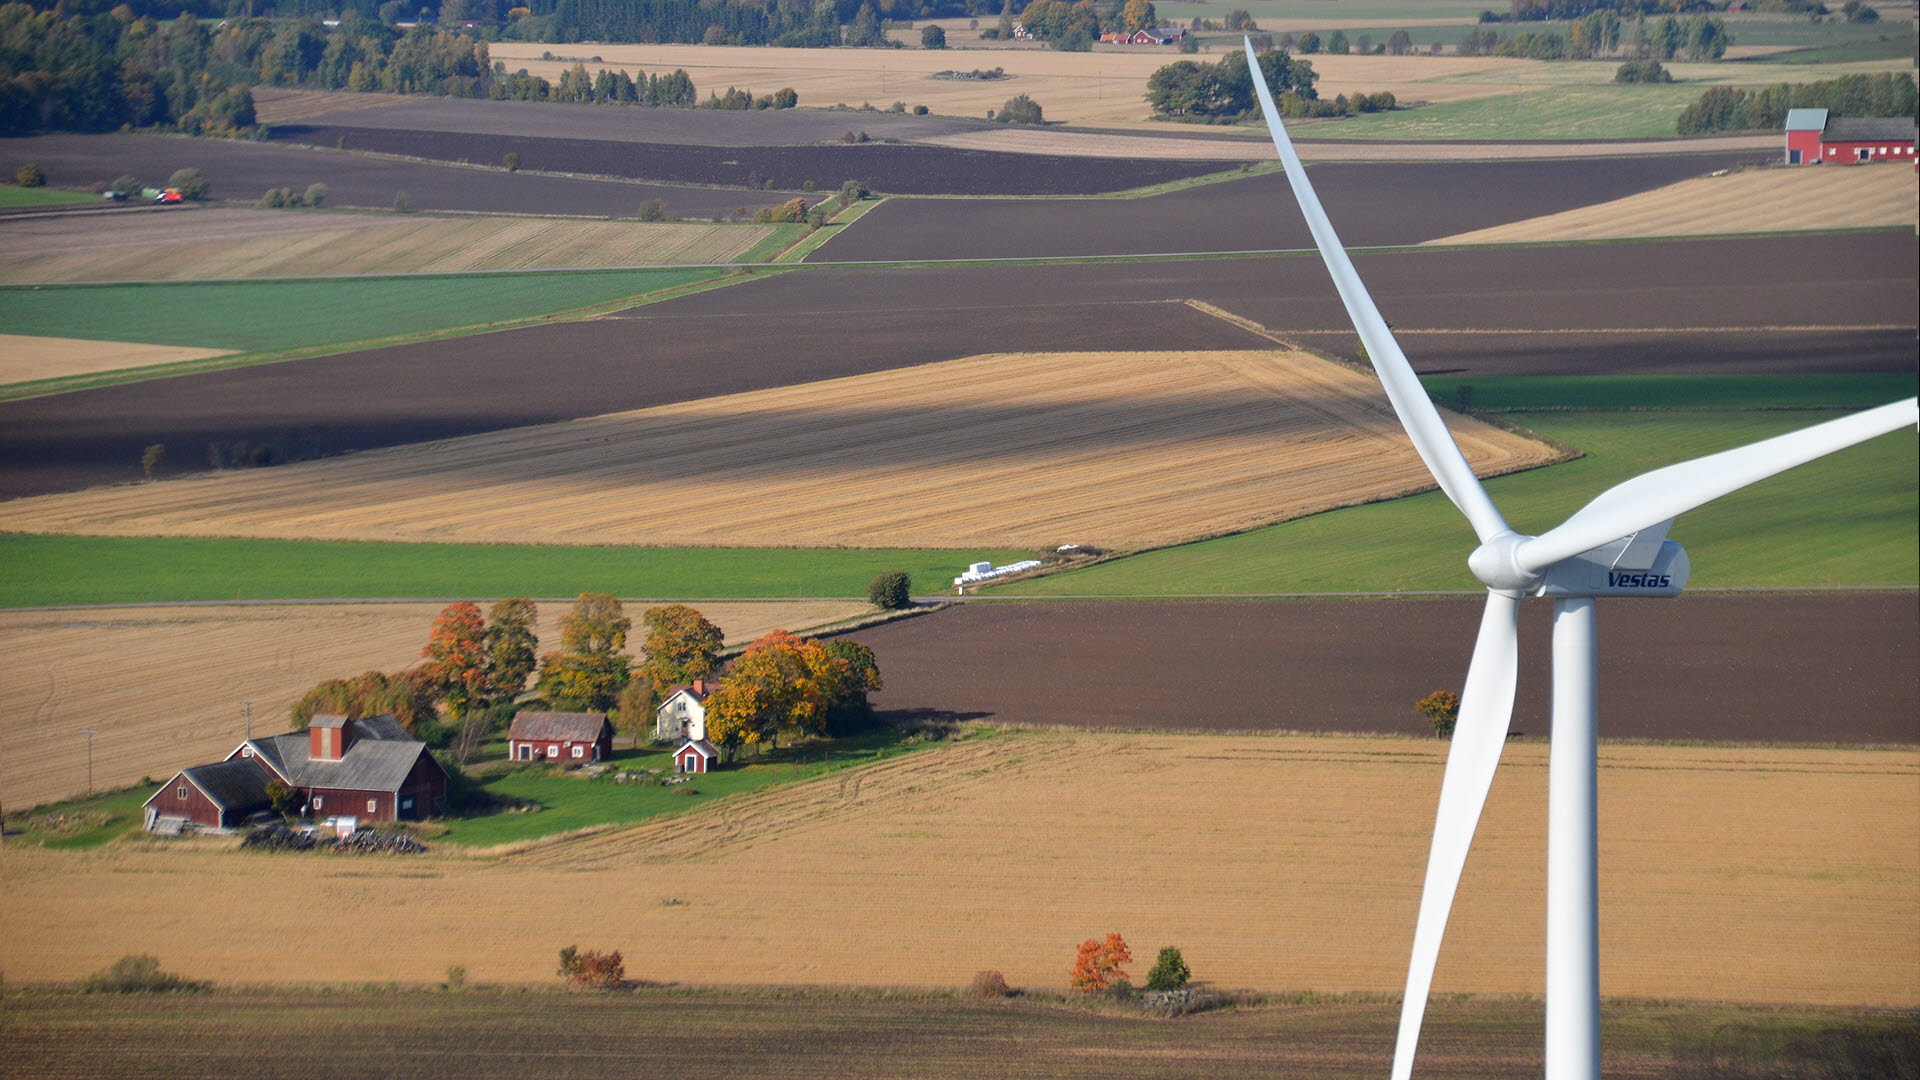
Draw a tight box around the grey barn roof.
[1824,116,1918,142]
[509,711,611,742]
[250,726,430,793]
[181,759,274,812]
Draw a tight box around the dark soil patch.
[0,233,1909,498]
[274,123,1239,196]
[0,133,783,218]
[842,595,1920,744]
[816,153,1773,260]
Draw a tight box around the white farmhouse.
[655,678,713,743]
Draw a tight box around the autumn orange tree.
[702,629,830,756]
[290,669,438,731]
[422,601,490,720]
[638,604,723,693]
[535,593,633,711]
[1069,933,1132,993]
[1416,690,1461,740]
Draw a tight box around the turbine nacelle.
[1471,520,1691,598]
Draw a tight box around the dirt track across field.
[0,599,867,809]
[844,594,1920,744]
[0,134,789,218]
[0,350,1557,548]
[814,153,1768,261]
[3,730,1913,1007]
[0,233,1910,499]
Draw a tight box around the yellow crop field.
[0,334,230,387]
[1429,164,1920,246]
[0,349,1559,549]
[0,210,781,284]
[3,731,1913,1007]
[487,42,1534,129]
[0,599,867,808]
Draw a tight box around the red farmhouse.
[144,714,447,832]
[1785,108,1918,165]
[507,710,615,763]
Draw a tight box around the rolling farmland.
[0,349,1560,549]
[0,599,869,808]
[1428,164,1919,246]
[3,731,1913,1007]
[0,210,788,284]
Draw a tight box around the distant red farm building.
[1785,108,1918,165]
[508,710,615,763]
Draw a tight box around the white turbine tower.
[1239,38,1918,1080]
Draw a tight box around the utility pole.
[243,701,253,740]
[80,729,99,795]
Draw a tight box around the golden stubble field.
[0,599,867,808]
[486,42,1536,128]
[3,731,1914,1007]
[0,334,231,388]
[0,209,780,285]
[1430,163,1920,246]
[0,349,1559,549]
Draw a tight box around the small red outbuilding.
[1785,108,1918,165]
[675,739,719,774]
[507,711,616,764]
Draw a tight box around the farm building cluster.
[1783,109,1918,165]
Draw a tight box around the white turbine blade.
[1391,589,1522,1080]
[1242,37,1510,545]
[1515,396,1919,575]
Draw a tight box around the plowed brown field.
[1428,164,1920,246]
[0,349,1558,548]
[3,731,1913,1007]
[0,599,866,808]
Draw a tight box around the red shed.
[508,711,616,764]
[142,759,272,831]
[676,739,719,774]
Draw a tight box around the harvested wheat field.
[487,43,1533,129]
[0,210,780,284]
[917,128,1777,161]
[0,599,866,808]
[0,334,229,387]
[0,349,1558,548]
[1430,164,1920,246]
[3,731,1914,1007]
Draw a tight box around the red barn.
[507,711,615,764]
[1785,108,1918,165]
[144,714,447,832]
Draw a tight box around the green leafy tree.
[845,3,887,46]
[996,93,1045,124]
[1327,30,1349,54]
[304,182,328,207]
[13,163,44,187]
[1296,31,1321,53]
[866,571,912,610]
[1386,29,1413,55]
[1119,0,1157,33]
[140,443,166,481]
[1145,946,1190,991]
[166,167,209,200]
[265,779,298,818]
[921,24,946,48]
[536,593,633,711]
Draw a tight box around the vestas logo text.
[1608,572,1672,588]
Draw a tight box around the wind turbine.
[1238,38,1918,1080]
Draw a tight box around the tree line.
[1145,48,1394,122]
[1458,12,1727,60]
[1676,71,1918,135]
[292,594,884,766]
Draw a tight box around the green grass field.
[0,268,726,353]
[1755,36,1918,64]
[0,534,1028,606]
[0,786,151,850]
[1417,372,1918,413]
[0,186,98,208]
[2,985,1911,1079]
[993,405,1918,595]
[443,727,930,847]
[1300,85,1707,140]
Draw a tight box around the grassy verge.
[993,405,1917,596]
[897,162,1283,202]
[732,220,812,263]
[443,726,933,847]
[0,534,1029,607]
[780,195,888,262]
[1,986,1911,1080]
[0,267,747,402]
[1,784,153,850]
[0,186,99,208]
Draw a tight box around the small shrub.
[14,163,45,187]
[109,173,141,197]
[1416,690,1460,739]
[1614,59,1672,84]
[1145,946,1190,991]
[866,570,911,610]
[304,182,328,207]
[801,179,817,192]
[81,955,199,993]
[393,190,414,213]
[1070,933,1132,993]
[912,103,929,115]
[503,152,522,171]
[166,167,210,200]
[139,443,166,480]
[970,969,1011,997]
[995,93,1044,125]
[445,964,467,990]
[638,198,667,221]
[839,178,870,201]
